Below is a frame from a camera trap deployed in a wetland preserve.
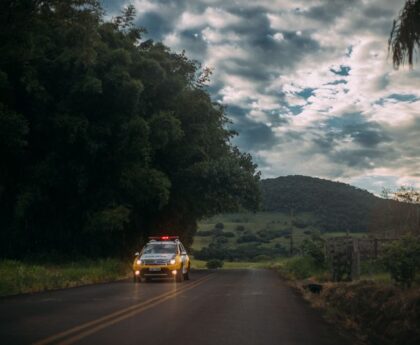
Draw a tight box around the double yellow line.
[33,273,215,345]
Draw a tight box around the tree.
[389,0,420,69]
[382,236,420,288]
[393,186,420,204]
[369,186,420,238]
[0,1,260,258]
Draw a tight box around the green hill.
[193,175,419,262]
[261,175,380,233]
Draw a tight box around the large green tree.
[0,0,260,258]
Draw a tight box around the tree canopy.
[0,0,260,258]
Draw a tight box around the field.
[192,211,368,254]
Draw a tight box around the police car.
[133,236,190,283]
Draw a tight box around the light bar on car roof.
[148,236,179,241]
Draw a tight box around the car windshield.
[143,243,178,254]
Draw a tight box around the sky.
[101,0,420,195]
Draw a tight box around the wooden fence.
[325,237,398,281]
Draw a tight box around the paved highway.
[0,269,353,345]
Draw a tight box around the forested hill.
[261,175,380,232]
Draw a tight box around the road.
[0,269,353,345]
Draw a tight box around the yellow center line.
[33,274,215,345]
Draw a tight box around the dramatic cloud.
[102,0,420,194]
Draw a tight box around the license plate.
[149,267,161,272]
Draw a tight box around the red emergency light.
[149,236,179,241]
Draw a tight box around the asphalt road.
[0,269,353,345]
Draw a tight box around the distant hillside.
[261,175,380,232]
[192,176,419,261]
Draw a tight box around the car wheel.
[145,277,152,282]
[134,275,141,283]
[176,266,184,283]
[183,265,190,280]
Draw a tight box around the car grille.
[143,259,168,265]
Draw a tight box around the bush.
[236,234,259,243]
[292,219,307,228]
[196,230,213,237]
[382,236,420,288]
[235,225,245,232]
[223,232,235,238]
[301,238,325,266]
[257,229,288,240]
[254,255,271,262]
[281,256,325,280]
[212,228,224,236]
[194,246,228,261]
[215,223,224,230]
[206,259,224,269]
[279,229,292,237]
[214,236,228,245]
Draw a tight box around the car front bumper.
[133,263,181,278]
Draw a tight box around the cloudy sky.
[102,0,419,194]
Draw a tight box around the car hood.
[140,254,174,260]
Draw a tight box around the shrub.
[235,225,245,232]
[214,236,228,244]
[274,243,289,256]
[196,230,213,237]
[257,229,287,240]
[236,234,259,243]
[281,256,324,280]
[215,223,224,230]
[279,229,292,237]
[206,259,224,269]
[301,238,325,266]
[382,236,420,288]
[212,228,224,236]
[292,219,307,228]
[254,255,271,262]
[223,231,235,238]
[194,246,228,261]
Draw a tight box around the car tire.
[183,265,190,280]
[176,266,184,283]
[134,275,141,283]
[145,277,152,283]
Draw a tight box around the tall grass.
[274,256,328,280]
[0,259,131,296]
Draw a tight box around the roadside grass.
[0,259,131,297]
[191,257,287,270]
[272,256,329,281]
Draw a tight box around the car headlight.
[136,259,141,265]
[169,259,176,265]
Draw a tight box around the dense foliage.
[389,0,420,69]
[261,175,378,232]
[205,259,224,269]
[0,0,260,258]
[382,236,420,288]
[261,175,420,235]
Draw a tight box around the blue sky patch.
[330,65,351,76]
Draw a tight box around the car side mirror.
[134,252,140,257]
